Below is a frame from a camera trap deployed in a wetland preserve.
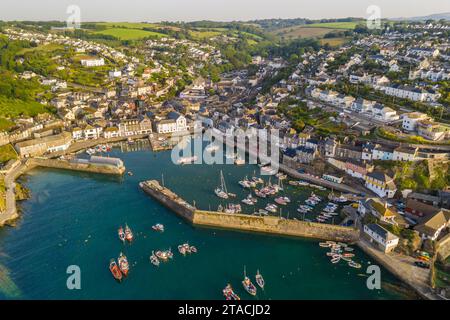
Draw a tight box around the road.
[357,238,442,300]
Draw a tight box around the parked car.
[414,261,430,269]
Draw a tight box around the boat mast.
[220,170,228,194]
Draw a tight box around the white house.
[81,58,105,67]
[72,127,83,140]
[401,112,430,131]
[103,127,120,138]
[155,112,187,134]
[414,211,450,241]
[109,70,122,78]
[364,223,399,253]
[372,146,394,161]
[83,125,103,140]
[392,147,418,161]
[365,172,397,198]
[351,98,375,113]
[371,104,399,122]
[383,85,441,102]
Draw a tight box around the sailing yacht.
[242,266,257,296]
[255,270,265,289]
[215,170,229,199]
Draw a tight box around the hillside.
[392,12,450,21]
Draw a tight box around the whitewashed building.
[364,224,399,253]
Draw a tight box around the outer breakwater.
[140,180,359,242]
[0,156,125,226]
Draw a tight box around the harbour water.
[0,139,414,299]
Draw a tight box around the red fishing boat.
[109,259,123,282]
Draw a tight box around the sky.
[0,0,449,22]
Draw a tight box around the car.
[414,261,430,269]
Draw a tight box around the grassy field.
[93,27,166,40]
[274,26,340,39]
[189,30,223,40]
[0,144,17,164]
[0,97,50,118]
[272,21,359,40]
[96,22,181,31]
[319,37,350,47]
[17,43,65,55]
[0,118,14,131]
[304,22,359,29]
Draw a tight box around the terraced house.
[364,172,397,199]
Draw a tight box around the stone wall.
[192,210,360,242]
[28,158,125,175]
[140,182,195,221]
[140,180,360,242]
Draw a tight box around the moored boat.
[274,197,287,205]
[255,269,265,289]
[348,261,362,269]
[265,203,277,213]
[150,251,160,266]
[215,170,229,199]
[124,224,133,242]
[118,226,125,243]
[152,223,165,232]
[118,252,129,277]
[331,256,341,264]
[178,244,187,255]
[242,267,257,296]
[155,250,171,261]
[109,259,123,281]
[177,156,198,165]
[223,284,240,300]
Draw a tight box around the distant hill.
[391,12,450,22]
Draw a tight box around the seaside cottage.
[358,198,397,223]
[365,172,397,199]
[363,223,399,253]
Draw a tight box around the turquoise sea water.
[0,140,414,299]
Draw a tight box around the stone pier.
[140,180,359,242]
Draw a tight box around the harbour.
[0,140,413,299]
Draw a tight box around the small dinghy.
[255,269,265,289]
[348,261,362,269]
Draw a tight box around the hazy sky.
[1,0,449,22]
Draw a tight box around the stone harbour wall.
[193,210,359,242]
